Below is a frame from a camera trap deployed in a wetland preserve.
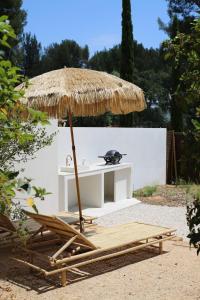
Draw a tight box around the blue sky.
[22,0,170,56]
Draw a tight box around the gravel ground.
[96,203,188,240]
[1,240,200,300]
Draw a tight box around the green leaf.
[0,15,52,223]
[7,171,19,180]
[20,183,30,191]
[0,201,6,213]
[32,204,38,214]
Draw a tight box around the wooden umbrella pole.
[68,111,84,233]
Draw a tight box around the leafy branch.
[0,15,55,220]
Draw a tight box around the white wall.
[17,120,59,214]
[58,127,166,190]
[17,125,166,214]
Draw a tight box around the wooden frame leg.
[29,253,33,263]
[159,241,163,254]
[61,271,67,287]
[29,253,34,273]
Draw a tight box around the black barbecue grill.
[98,150,127,165]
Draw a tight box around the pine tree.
[41,40,86,73]
[167,0,199,17]
[0,0,27,63]
[0,0,27,38]
[82,45,89,61]
[120,0,134,127]
[22,33,42,78]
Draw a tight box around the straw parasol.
[19,67,146,233]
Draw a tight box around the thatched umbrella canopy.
[20,68,146,117]
[19,68,146,233]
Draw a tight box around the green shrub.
[187,185,200,201]
[133,186,157,197]
[186,185,200,255]
[0,16,53,219]
[186,198,200,255]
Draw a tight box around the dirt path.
[0,241,200,300]
[136,185,189,207]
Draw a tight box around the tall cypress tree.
[120,0,134,81]
[120,0,134,126]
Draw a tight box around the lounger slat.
[0,214,16,232]
[36,220,76,234]
[56,234,94,249]
[25,211,97,250]
[88,222,175,249]
[25,214,62,227]
[41,227,93,246]
[25,212,76,233]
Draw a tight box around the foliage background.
[0,15,54,218]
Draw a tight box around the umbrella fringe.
[24,90,146,118]
[18,68,146,117]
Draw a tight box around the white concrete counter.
[58,163,133,212]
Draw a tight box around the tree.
[90,45,121,74]
[159,15,186,131]
[21,32,42,78]
[41,40,89,73]
[0,0,27,63]
[120,0,134,81]
[166,19,200,119]
[0,16,54,220]
[169,16,184,131]
[82,45,89,61]
[187,191,200,255]
[90,42,170,128]
[159,0,199,130]
[167,0,200,17]
[0,0,26,37]
[79,45,90,68]
[164,18,200,252]
[120,0,135,127]
[168,20,200,182]
[164,18,200,179]
[68,112,115,127]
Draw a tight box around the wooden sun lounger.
[0,211,94,237]
[0,213,17,234]
[57,211,96,225]
[13,211,176,287]
[0,213,42,248]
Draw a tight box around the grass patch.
[186,184,200,202]
[133,186,157,197]
[133,184,200,206]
